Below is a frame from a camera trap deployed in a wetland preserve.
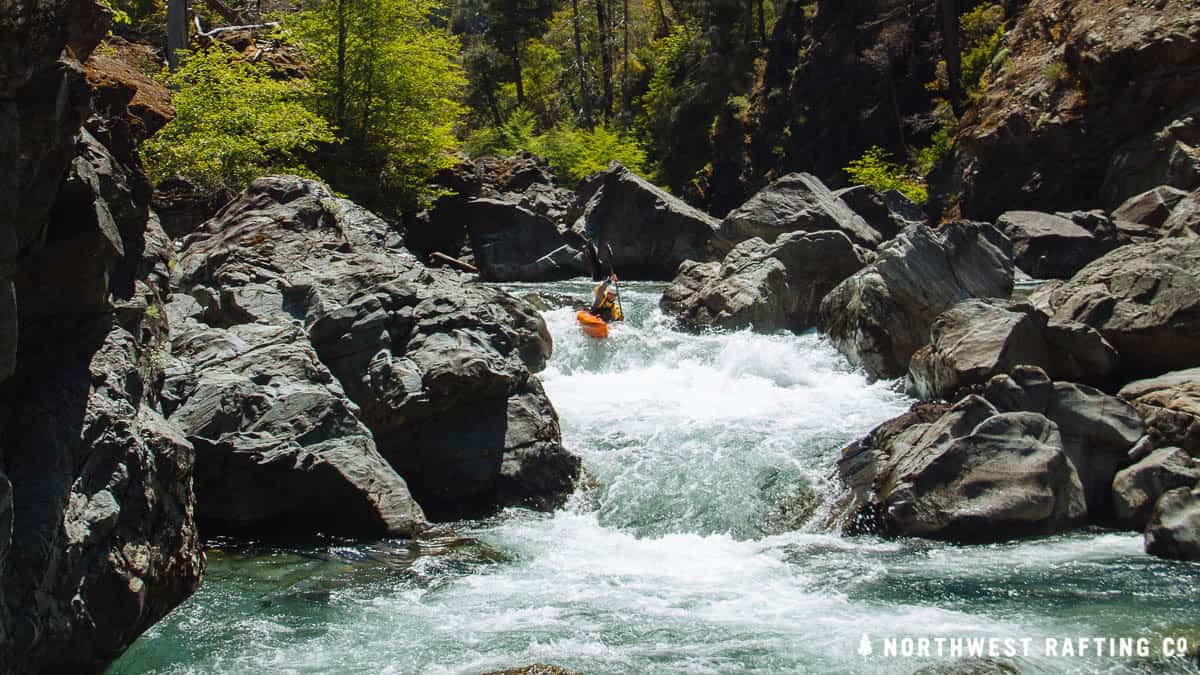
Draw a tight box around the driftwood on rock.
[431,251,479,273]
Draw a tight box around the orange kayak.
[577,310,609,339]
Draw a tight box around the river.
[109,281,1200,674]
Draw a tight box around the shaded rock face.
[1112,448,1200,531]
[1029,238,1200,378]
[1163,189,1200,238]
[718,173,884,249]
[836,367,1143,541]
[995,211,1116,280]
[943,0,1200,220]
[1119,368,1200,455]
[834,185,926,240]
[907,299,1117,401]
[173,177,580,522]
[661,230,870,332]
[701,0,944,216]
[464,198,589,282]
[1145,486,1200,561]
[1112,186,1189,230]
[572,162,722,279]
[1,3,204,669]
[817,223,1014,380]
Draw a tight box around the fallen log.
[430,252,478,273]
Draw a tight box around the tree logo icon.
[858,633,873,657]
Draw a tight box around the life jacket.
[594,294,622,321]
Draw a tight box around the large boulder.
[1119,368,1200,454]
[1112,448,1200,530]
[464,198,589,282]
[1163,189,1200,239]
[995,211,1115,279]
[571,161,722,279]
[836,366,1144,540]
[1112,186,1190,229]
[817,222,1014,379]
[1030,238,1200,378]
[174,176,580,521]
[835,395,1087,541]
[718,173,885,249]
[661,230,870,332]
[1145,486,1200,561]
[834,184,926,240]
[907,299,1117,401]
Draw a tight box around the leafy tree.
[844,146,928,205]
[287,0,466,210]
[142,45,333,193]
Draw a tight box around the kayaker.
[590,274,623,322]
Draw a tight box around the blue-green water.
[109,282,1200,674]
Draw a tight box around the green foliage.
[959,3,1006,94]
[909,104,956,175]
[463,107,653,183]
[142,46,333,193]
[844,146,928,205]
[1043,59,1068,84]
[286,0,466,210]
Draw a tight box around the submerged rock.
[572,161,722,279]
[173,176,580,525]
[719,173,885,249]
[661,230,870,332]
[1030,238,1200,378]
[818,223,1013,380]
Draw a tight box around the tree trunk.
[572,0,593,126]
[484,79,503,127]
[335,0,348,128]
[654,0,670,38]
[622,0,629,121]
[756,0,765,44]
[941,0,964,116]
[166,0,187,71]
[512,48,525,105]
[596,0,614,119]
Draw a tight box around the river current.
[110,282,1200,674]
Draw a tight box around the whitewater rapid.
[109,281,1200,675]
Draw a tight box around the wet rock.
[817,222,1013,380]
[1112,186,1190,229]
[719,173,884,249]
[995,211,1115,279]
[1112,448,1200,530]
[1119,368,1200,454]
[907,299,1117,401]
[175,176,579,522]
[1145,486,1200,561]
[571,161,721,279]
[662,230,870,332]
[1030,238,1200,378]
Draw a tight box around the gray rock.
[661,230,870,332]
[1119,367,1200,454]
[465,198,588,281]
[907,299,1117,401]
[176,176,579,522]
[1112,447,1200,530]
[1030,238,1200,378]
[835,184,926,241]
[1111,185,1190,229]
[1145,486,1200,561]
[818,223,1014,380]
[836,396,1087,541]
[572,161,721,279]
[720,173,884,248]
[996,210,1115,279]
[1163,189,1200,238]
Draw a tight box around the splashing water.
[110,282,1200,674]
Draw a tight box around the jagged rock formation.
[171,177,580,522]
[661,230,871,332]
[717,173,885,249]
[995,210,1117,280]
[817,222,1013,380]
[1,2,203,670]
[940,0,1200,220]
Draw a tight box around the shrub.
[142,46,333,193]
[844,146,928,205]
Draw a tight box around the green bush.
[959,3,1006,93]
[142,46,333,193]
[844,146,928,205]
